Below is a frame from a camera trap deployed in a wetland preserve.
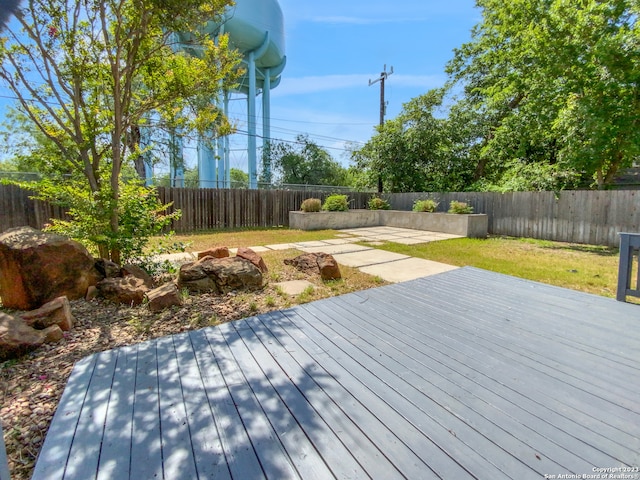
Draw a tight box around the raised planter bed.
[289,209,488,238]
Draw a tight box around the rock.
[236,247,268,273]
[121,264,154,288]
[208,257,264,293]
[198,247,230,260]
[0,312,48,360]
[284,253,320,275]
[178,256,263,294]
[85,285,98,301]
[316,253,341,280]
[178,259,220,294]
[284,252,341,281]
[95,259,121,279]
[42,325,64,343]
[19,296,75,331]
[146,283,183,312]
[0,227,101,310]
[96,276,149,306]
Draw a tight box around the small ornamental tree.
[0,0,240,263]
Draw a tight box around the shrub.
[448,201,474,214]
[322,194,349,212]
[300,198,321,212]
[368,197,391,210]
[412,199,439,212]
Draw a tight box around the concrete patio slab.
[264,243,297,250]
[360,258,459,283]
[392,237,433,245]
[331,249,409,268]
[292,240,333,248]
[297,244,373,255]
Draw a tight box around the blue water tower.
[173,0,286,189]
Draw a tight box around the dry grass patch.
[152,227,341,253]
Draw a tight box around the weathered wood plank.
[96,345,138,480]
[31,355,98,479]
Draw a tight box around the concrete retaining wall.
[289,210,488,238]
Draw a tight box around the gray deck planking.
[32,267,640,480]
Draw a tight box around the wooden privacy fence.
[388,190,640,247]
[2,185,639,247]
[156,188,370,232]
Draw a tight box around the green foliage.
[43,182,181,264]
[322,194,349,212]
[446,0,640,190]
[266,135,351,187]
[0,0,240,261]
[368,197,391,210]
[351,89,477,193]
[300,198,322,212]
[413,199,439,212]
[448,201,474,214]
[230,168,249,188]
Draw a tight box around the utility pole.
[369,65,393,193]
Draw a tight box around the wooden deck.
[32,267,640,479]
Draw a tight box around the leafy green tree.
[352,89,477,193]
[266,135,350,186]
[0,0,240,262]
[447,0,640,189]
[230,168,249,188]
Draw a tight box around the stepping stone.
[274,280,315,296]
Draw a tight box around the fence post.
[616,232,640,302]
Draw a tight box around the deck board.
[32,267,640,479]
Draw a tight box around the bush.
[448,201,474,214]
[368,197,391,210]
[300,198,321,212]
[322,194,349,212]
[412,199,439,212]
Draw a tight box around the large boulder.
[211,257,264,293]
[0,312,63,361]
[178,258,220,294]
[178,256,263,294]
[0,227,100,310]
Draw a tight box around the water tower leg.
[216,95,225,188]
[262,69,272,186]
[170,130,184,188]
[140,126,154,186]
[224,92,231,188]
[198,136,215,189]
[247,51,258,189]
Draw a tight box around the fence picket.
[1,185,639,246]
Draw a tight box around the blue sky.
[256,0,480,167]
[0,1,481,172]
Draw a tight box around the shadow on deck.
[32,267,640,479]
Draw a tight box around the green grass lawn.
[154,228,628,299]
[374,236,621,298]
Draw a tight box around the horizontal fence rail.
[1,185,639,247]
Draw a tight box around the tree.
[0,0,240,262]
[352,89,477,193]
[230,168,248,188]
[447,0,639,189]
[266,135,350,187]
